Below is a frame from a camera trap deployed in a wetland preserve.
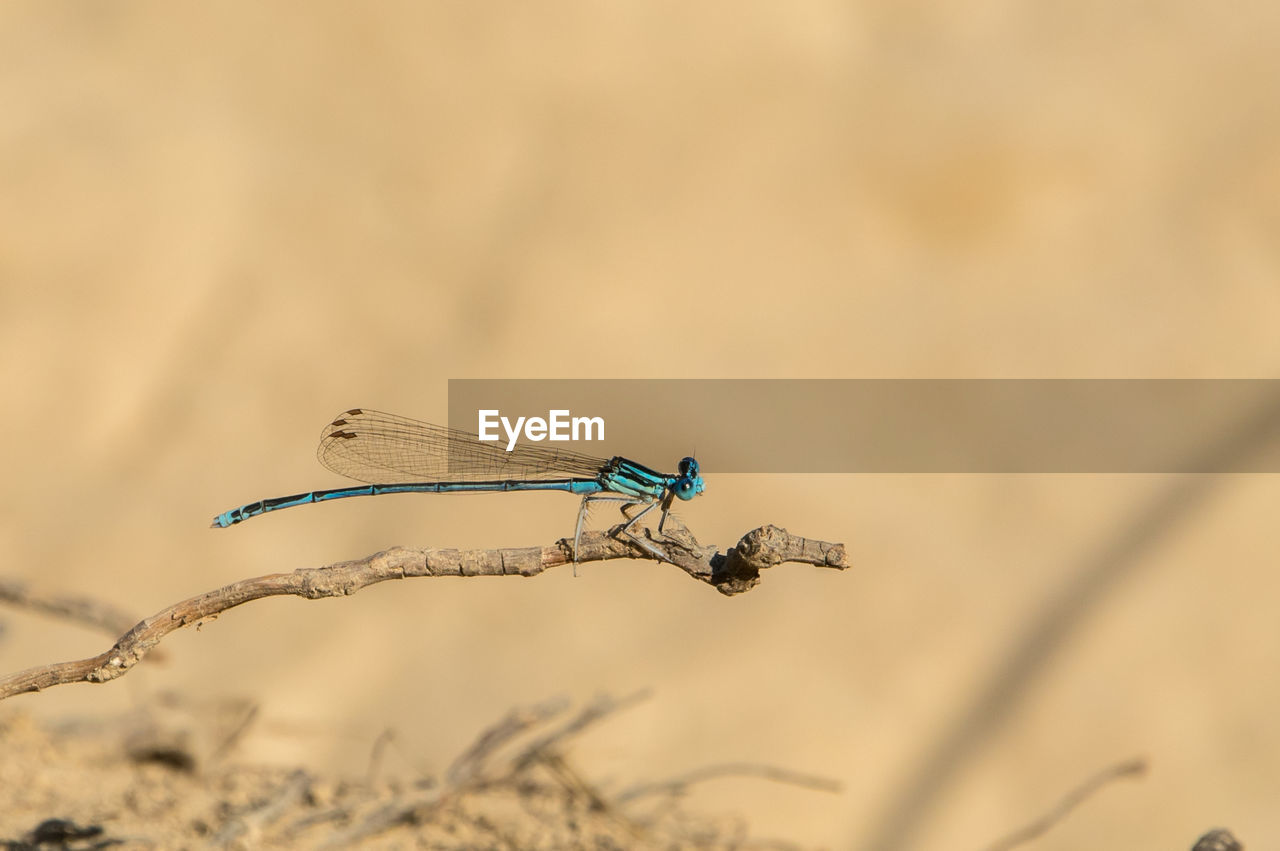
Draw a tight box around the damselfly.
[212,409,705,560]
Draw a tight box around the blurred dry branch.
[863,390,1280,850]
[1,693,837,848]
[0,578,144,637]
[0,518,846,702]
[617,763,843,803]
[298,690,840,849]
[980,757,1147,851]
[212,768,311,847]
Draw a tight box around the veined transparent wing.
[317,408,609,484]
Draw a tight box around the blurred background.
[2,2,1279,848]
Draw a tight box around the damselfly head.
[673,456,704,501]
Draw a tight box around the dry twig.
[0,578,146,637]
[980,757,1147,851]
[314,691,647,848]
[211,768,311,847]
[0,518,846,702]
[617,762,843,804]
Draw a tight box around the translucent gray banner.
[447,380,1280,473]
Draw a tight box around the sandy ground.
[2,2,1279,849]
